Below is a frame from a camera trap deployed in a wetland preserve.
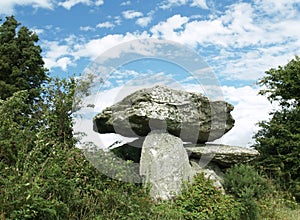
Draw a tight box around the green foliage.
[173,173,242,220]
[0,91,36,165]
[0,16,47,101]
[254,56,300,201]
[223,164,272,220]
[258,190,300,220]
[0,79,147,219]
[258,56,300,108]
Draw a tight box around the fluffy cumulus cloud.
[160,0,187,9]
[151,3,265,47]
[122,10,143,19]
[42,39,77,71]
[151,14,189,39]
[95,0,104,6]
[96,21,115,29]
[120,1,131,6]
[190,0,208,8]
[150,2,300,81]
[0,0,54,14]
[42,31,150,71]
[37,1,300,84]
[136,16,152,27]
[160,0,208,9]
[58,0,103,10]
[72,32,149,59]
[213,86,277,147]
[80,26,95,31]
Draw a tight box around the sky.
[1,0,300,148]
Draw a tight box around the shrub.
[173,173,242,220]
[223,164,272,220]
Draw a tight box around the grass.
[259,193,300,220]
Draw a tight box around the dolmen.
[93,86,259,200]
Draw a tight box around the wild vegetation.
[254,55,300,202]
[0,16,299,219]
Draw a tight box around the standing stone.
[140,130,193,200]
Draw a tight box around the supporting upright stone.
[140,130,194,200]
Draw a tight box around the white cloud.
[136,10,155,28]
[96,21,115,29]
[136,16,152,27]
[160,0,188,9]
[80,26,95,31]
[58,0,103,10]
[190,0,208,9]
[0,0,53,14]
[212,49,294,81]
[151,14,189,40]
[120,1,131,6]
[212,86,277,147]
[56,57,73,71]
[42,40,74,70]
[122,10,143,19]
[254,0,300,18]
[95,0,104,6]
[150,2,300,80]
[58,0,90,10]
[114,16,122,25]
[160,0,208,9]
[39,1,300,83]
[72,31,150,60]
[41,32,151,70]
[0,0,105,12]
[152,3,262,47]
[31,27,45,35]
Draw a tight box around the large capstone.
[185,144,260,168]
[139,130,194,200]
[93,85,234,143]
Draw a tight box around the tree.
[0,16,47,101]
[254,56,300,201]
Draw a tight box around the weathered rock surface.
[185,144,260,168]
[93,85,234,143]
[139,130,194,200]
[190,159,225,193]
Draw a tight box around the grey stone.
[93,85,234,143]
[185,144,260,168]
[190,159,225,193]
[139,130,194,200]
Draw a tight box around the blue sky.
[1,0,300,147]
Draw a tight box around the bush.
[173,173,242,220]
[223,164,273,220]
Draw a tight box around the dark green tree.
[0,16,47,101]
[254,56,300,201]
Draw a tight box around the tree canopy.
[0,16,47,101]
[254,56,300,201]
